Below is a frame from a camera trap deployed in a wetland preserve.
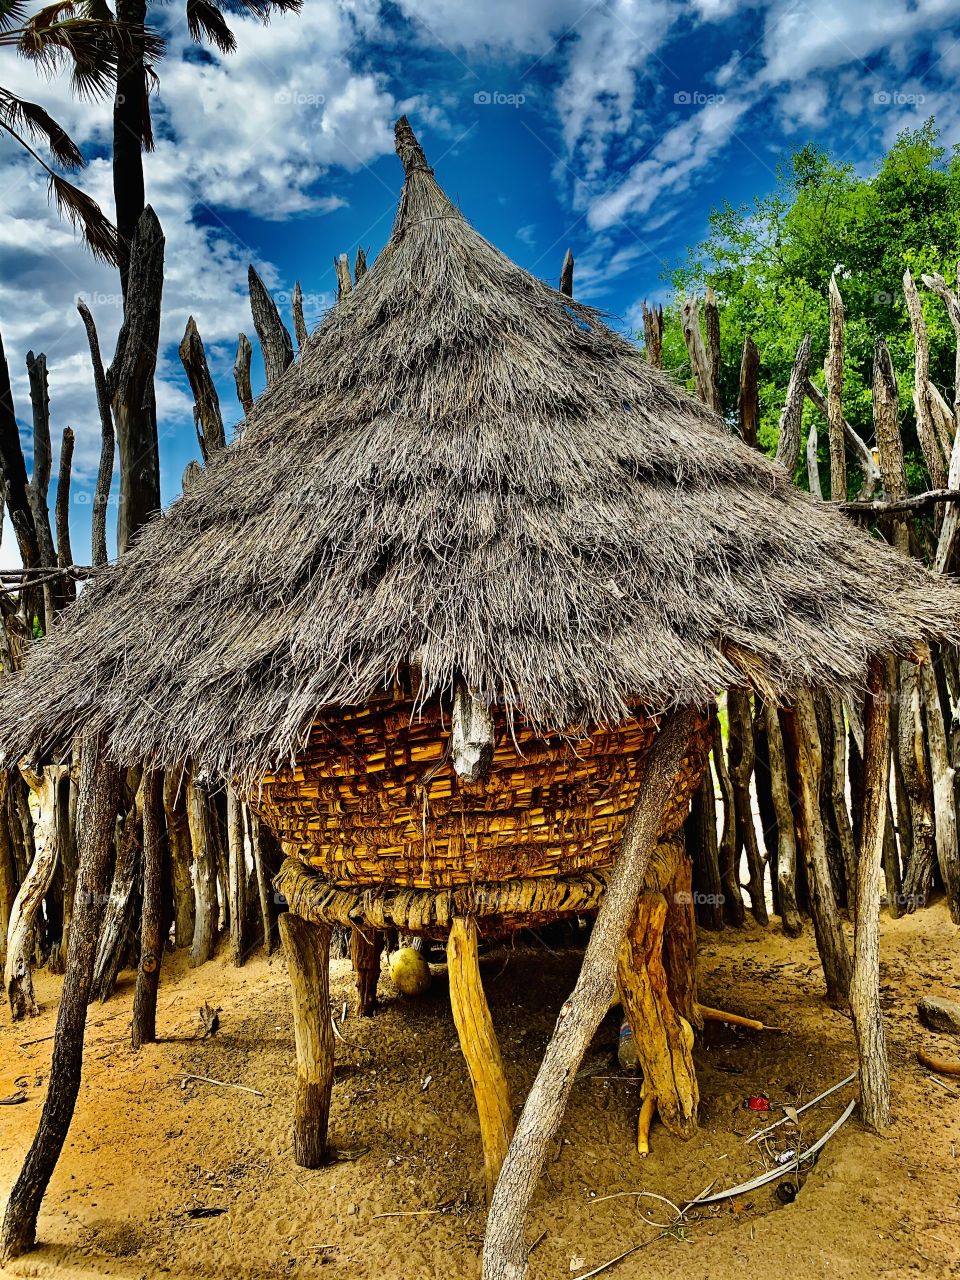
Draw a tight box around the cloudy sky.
[1,0,958,564]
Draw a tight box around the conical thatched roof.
[1,118,959,778]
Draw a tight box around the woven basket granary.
[252,693,713,890]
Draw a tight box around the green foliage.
[658,120,960,495]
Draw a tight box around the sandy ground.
[2,906,960,1280]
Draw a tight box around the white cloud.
[585,95,753,230]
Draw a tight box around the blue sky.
[2,0,959,565]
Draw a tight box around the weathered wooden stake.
[780,694,852,1005]
[617,890,698,1143]
[132,769,166,1048]
[350,925,383,1015]
[278,913,334,1168]
[481,708,695,1280]
[447,916,514,1202]
[850,657,891,1130]
[0,736,121,1262]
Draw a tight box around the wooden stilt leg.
[447,916,514,1203]
[350,925,384,1016]
[663,846,701,1029]
[279,913,334,1168]
[617,890,698,1141]
[0,734,121,1263]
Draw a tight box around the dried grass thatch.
[1,117,959,779]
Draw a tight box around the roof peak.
[394,116,433,177]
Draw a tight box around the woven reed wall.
[251,695,711,890]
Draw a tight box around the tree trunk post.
[0,735,121,1262]
[226,789,246,966]
[447,916,514,1203]
[186,778,219,966]
[851,657,891,1131]
[617,890,698,1144]
[5,765,66,1018]
[765,702,803,937]
[278,912,334,1168]
[481,708,695,1280]
[132,769,166,1049]
[780,695,852,1005]
[350,925,384,1015]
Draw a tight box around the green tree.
[661,121,960,493]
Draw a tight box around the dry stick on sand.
[481,709,696,1280]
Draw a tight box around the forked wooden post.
[278,913,335,1168]
[350,924,384,1015]
[447,916,514,1201]
[616,890,698,1147]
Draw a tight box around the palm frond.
[48,171,121,264]
[186,0,236,51]
[0,86,84,166]
[222,0,303,22]
[0,0,29,33]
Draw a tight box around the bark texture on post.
[481,709,695,1280]
[558,249,574,298]
[226,789,246,965]
[773,333,812,476]
[351,925,384,1015]
[248,266,293,388]
[713,720,745,926]
[278,912,334,1168]
[163,770,194,947]
[681,297,717,412]
[109,205,163,557]
[4,766,65,1019]
[825,274,846,501]
[738,335,759,448]
[641,302,663,369]
[685,773,723,931]
[768,706,803,936]
[780,695,852,1005]
[903,269,947,489]
[55,428,77,608]
[76,300,115,568]
[26,350,56,630]
[728,690,768,924]
[447,916,514,1202]
[187,779,219,966]
[91,786,143,1003]
[292,281,308,350]
[178,317,226,460]
[234,333,254,416]
[249,811,274,955]
[0,737,121,1263]
[850,657,891,1131]
[617,890,698,1140]
[132,769,166,1049]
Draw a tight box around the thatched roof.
[2,117,959,778]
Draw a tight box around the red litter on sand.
[746,1094,771,1111]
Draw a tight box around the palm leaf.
[48,171,121,264]
[0,86,84,166]
[186,0,235,51]
[0,0,29,32]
